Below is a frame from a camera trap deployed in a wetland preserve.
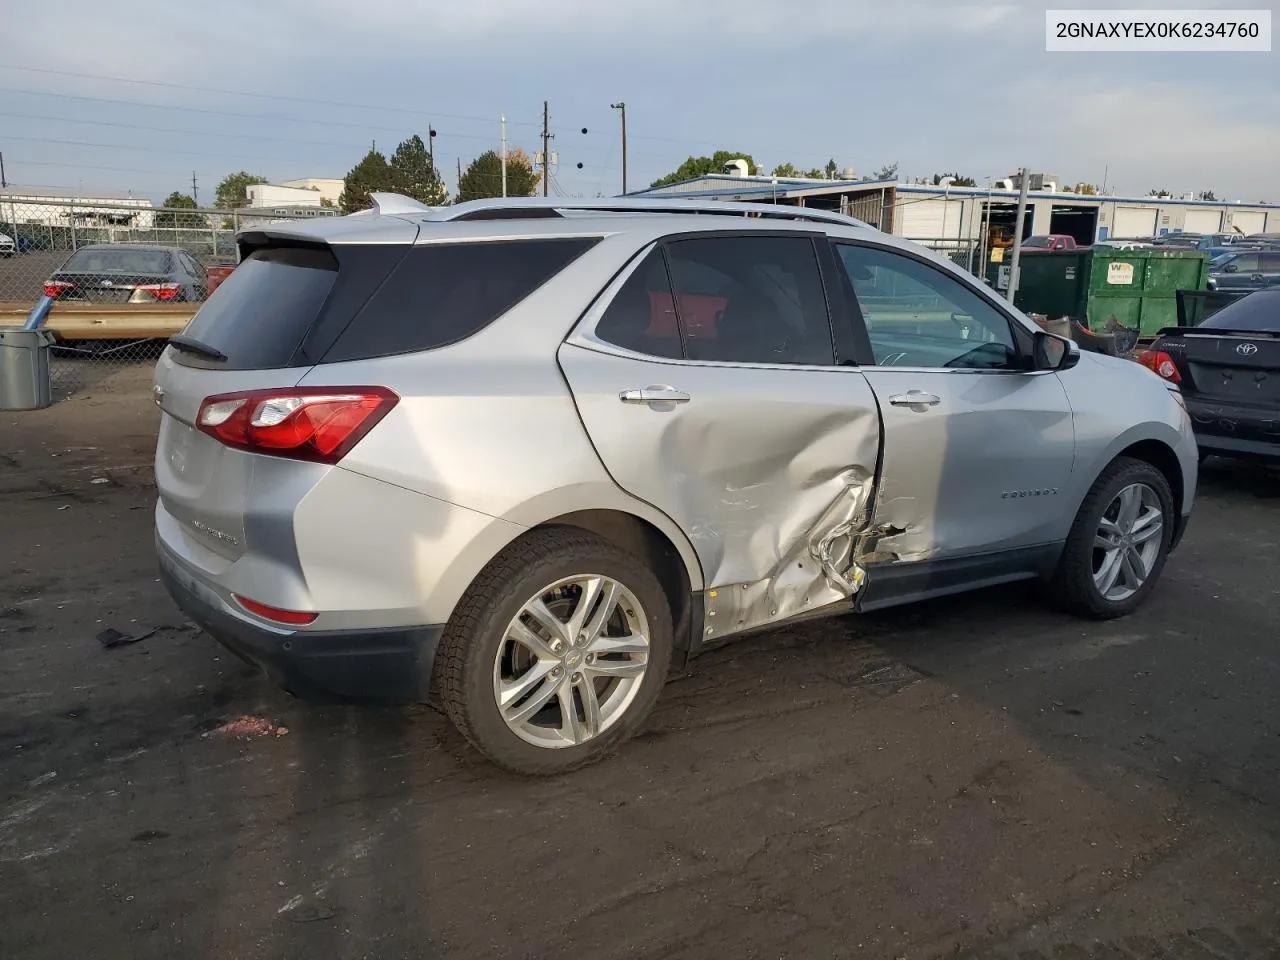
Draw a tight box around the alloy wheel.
[493,575,650,749]
[1092,482,1164,602]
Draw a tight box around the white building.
[0,188,156,229]
[280,178,343,205]
[246,178,343,209]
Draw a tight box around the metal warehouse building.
[634,174,1279,246]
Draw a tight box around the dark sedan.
[42,244,207,304]
[1141,289,1280,462]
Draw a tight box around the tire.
[437,527,673,775]
[1047,457,1175,620]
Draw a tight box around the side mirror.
[1033,331,1080,371]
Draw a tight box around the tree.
[824,158,838,179]
[1198,189,1217,201]
[456,149,538,202]
[1073,182,1099,195]
[215,171,267,209]
[649,150,758,188]
[770,162,828,179]
[875,162,899,180]
[389,135,447,206]
[1148,188,1171,197]
[931,172,976,187]
[340,147,395,213]
[156,191,206,228]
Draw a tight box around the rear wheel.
[1047,457,1175,620]
[437,528,672,775]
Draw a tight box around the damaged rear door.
[559,232,880,641]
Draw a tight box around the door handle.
[619,385,691,406]
[888,390,941,408]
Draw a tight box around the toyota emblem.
[1236,343,1259,356]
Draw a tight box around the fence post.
[69,201,77,250]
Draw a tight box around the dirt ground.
[2,366,1279,960]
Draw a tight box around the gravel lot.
[2,367,1278,960]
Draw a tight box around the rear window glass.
[62,247,171,274]
[176,247,338,369]
[321,237,600,363]
[1199,291,1280,333]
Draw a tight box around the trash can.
[0,327,56,410]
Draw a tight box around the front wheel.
[1046,457,1175,620]
[437,527,673,775]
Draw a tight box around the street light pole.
[610,102,627,195]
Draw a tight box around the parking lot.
[2,369,1279,960]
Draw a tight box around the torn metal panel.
[555,344,886,640]
[703,471,874,640]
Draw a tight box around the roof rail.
[418,196,873,229]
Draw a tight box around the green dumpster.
[1013,248,1210,337]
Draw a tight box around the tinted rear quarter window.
[322,237,600,363]
[175,246,339,369]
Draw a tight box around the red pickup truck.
[1022,234,1083,251]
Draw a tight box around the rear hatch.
[1170,332,1280,406]
[154,215,604,569]
[153,223,417,563]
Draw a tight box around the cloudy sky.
[2,0,1276,203]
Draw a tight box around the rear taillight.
[136,283,181,301]
[1138,349,1182,384]
[233,595,317,626]
[43,280,72,298]
[196,387,398,464]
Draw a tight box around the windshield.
[1199,292,1280,333]
[1210,253,1235,268]
[1021,237,1051,247]
[61,247,172,274]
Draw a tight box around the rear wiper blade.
[167,334,227,362]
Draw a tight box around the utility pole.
[457,157,462,194]
[501,115,508,198]
[1006,167,1030,304]
[191,170,198,206]
[1,151,8,188]
[428,127,436,171]
[610,102,627,194]
[541,100,551,197]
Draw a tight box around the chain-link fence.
[1,196,324,400]
[909,238,981,276]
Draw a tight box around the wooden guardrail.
[0,301,194,339]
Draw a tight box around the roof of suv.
[237,193,877,249]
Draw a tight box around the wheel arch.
[1114,438,1184,519]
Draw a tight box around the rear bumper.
[158,537,442,703]
[1185,398,1280,461]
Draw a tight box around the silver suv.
[154,195,1198,774]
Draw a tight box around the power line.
[0,62,543,128]
[0,108,505,150]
